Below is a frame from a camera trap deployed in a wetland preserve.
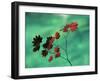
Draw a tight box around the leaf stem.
[64,31,72,66]
[60,55,72,66]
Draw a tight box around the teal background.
[25,12,90,68]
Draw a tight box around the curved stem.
[64,31,72,66]
[67,58,72,66]
[60,56,67,60]
[60,56,72,66]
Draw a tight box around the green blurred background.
[25,12,90,68]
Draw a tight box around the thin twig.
[63,31,72,66]
[60,55,72,66]
[67,58,72,66]
[60,56,67,61]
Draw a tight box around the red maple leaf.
[47,37,55,50]
[63,27,68,32]
[55,52,60,58]
[54,47,60,53]
[48,56,53,62]
[55,32,60,39]
[68,22,78,31]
